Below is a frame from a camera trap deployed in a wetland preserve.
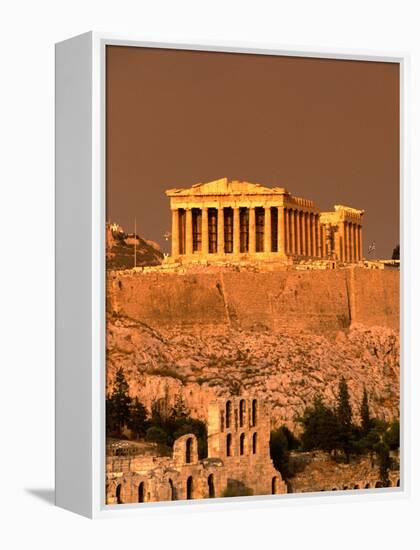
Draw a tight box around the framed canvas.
[55,32,409,518]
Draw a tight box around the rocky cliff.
[106,266,399,431]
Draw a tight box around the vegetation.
[106,369,207,457]
[106,368,132,435]
[269,378,399,483]
[222,482,253,497]
[270,426,299,478]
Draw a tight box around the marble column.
[290,210,296,255]
[201,207,209,256]
[278,206,285,255]
[316,216,322,257]
[311,214,316,257]
[301,212,306,256]
[249,207,256,254]
[171,208,179,256]
[296,210,301,255]
[217,207,224,255]
[264,207,272,253]
[233,207,240,255]
[185,208,193,256]
[335,227,342,261]
[320,224,326,258]
[306,212,311,257]
[346,222,351,262]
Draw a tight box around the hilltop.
[106,223,163,270]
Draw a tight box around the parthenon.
[165,178,364,263]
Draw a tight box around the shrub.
[222,482,253,497]
[145,426,168,445]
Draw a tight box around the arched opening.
[226,433,232,457]
[375,481,383,488]
[252,432,257,454]
[168,479,175,501]
[365,483,371,489]
[239,399,246,427]
[331,488,337,491]
[116,484,122,504]
[251,399,257,426]
[186,476,193,500]
[239,433,245,455]
[226,400,232,429]
[208,474,215,498]
[354,484,360,490]
[138,482,144,503]
[186,437,193,464]
[271,477,279,495]
[397,479,400,487]
[343,486,348,491]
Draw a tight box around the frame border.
[56,31,410,519]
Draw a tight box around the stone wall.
[106,398,287,505]
[107,267,399,335]
[288,451,400,493]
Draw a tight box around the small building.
[165,178,364,264]
[106,397,287,504]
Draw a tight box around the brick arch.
[116,483,122,504]
[173,433,198,466]
[239,432,246,455]
[208,474,215,498]
[138,481,145,503]
[186,476,194,500]
[226,400,232,429]
[239,399,246,427]
[251,399,258,426]
[252,432,257,454]
[271,476,281,495]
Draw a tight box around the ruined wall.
[288,451,400,493]
[107,268,399,334]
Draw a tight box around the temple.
[165,178,364,264]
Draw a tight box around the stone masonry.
[106,397,287,505]
[166,178,364,263]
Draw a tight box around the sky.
[106,46,399,258]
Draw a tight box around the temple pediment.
[166,177,288,197]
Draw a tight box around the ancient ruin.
[166,178,364,263]
[106,397,287,504]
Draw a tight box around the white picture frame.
[55,31,409,519]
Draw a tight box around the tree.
[107,368,131,436]
[384,420,400,451]
[336,377,353,462]
[375,441,391,486]
[299,395,339,453]
[145,426,168,445]
[270,427,294,478]
[392,244,400,260]
[360,387,371,437]
[127,397,148,438]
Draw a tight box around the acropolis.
[166,178,364,264]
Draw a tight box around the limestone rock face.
[106,315,399,431]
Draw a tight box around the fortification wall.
[107,268,399,334]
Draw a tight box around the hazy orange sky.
[106,46,399,257]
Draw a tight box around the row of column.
[339,221,363,262]
[172,206,326,258]
[171,207,362,262]
[283,209,322,258]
